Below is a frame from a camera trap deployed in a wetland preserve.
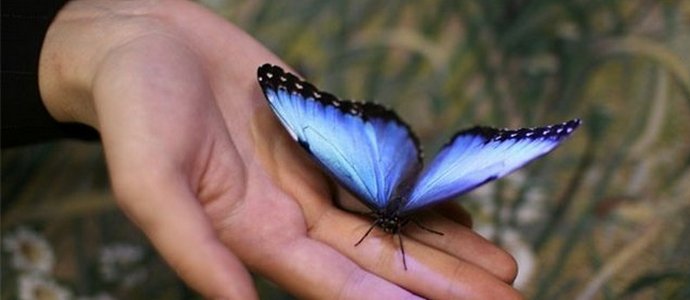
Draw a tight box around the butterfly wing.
[401,119,581,212]
[257,64,421,210]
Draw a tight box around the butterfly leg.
[354,221,379,246]
[412,219,444,236]
[397,233,408,270]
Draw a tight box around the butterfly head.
[377,213,405,234]
[376,200,410,234]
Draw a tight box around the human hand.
[39,0,521,298]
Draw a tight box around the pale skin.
[38,0,522,299]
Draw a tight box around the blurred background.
[2,0,689,299]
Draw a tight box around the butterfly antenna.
[412,219,444,236]
[355,221,379,246]
[398,233,408,271]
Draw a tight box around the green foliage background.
[3,1,689,299]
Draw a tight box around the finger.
[248,235,423,300]
[309,207,522,299]
[405,210,518,283]
[110,172,257,300]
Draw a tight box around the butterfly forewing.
[257,64,421,210]
[401,119,581,212]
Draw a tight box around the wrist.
[37,0,181,128]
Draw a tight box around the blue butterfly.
[257,63,580,269]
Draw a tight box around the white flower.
[476,225,537,291]
[18,273,71,300]
[3,227,55,274]
[99,243,145,283]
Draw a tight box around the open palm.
[39,1,520,299]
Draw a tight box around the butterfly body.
[257,63,581,269]
[374,210,406,234]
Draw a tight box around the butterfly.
[257,63,580,269]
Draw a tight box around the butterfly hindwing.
[401,119,581,212]
[257,64,421,210]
